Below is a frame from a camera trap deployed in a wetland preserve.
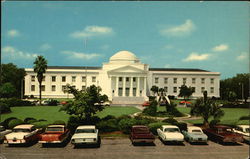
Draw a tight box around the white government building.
[25,51,220,104]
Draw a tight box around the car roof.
[188,126,202,131]
[214,125,231,129]
[48,125,65,128]
[77,125,96,129]
[14,124,34,129]
[132,125,148,128]
[162,125,178,129]
[238,125,250,128]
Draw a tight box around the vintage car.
[233,125,250,143]
[130,125,155,144]
[71,125,100,147]
[0,126,12,142]
[4,124,41,145]
[39,125,70,146]
[182,126,208,143]
[142,101,150,107]
[203,125,244,144]
[157,125,184,143]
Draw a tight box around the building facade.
[24,51,220,104]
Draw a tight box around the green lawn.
[0,106,141,124]
[157,106,191,115]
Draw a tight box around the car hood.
[188,133,207,139]
[164,132,184,138]
[72,133,97,139]
[5,132,29,139]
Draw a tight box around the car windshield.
[133,127,150,134]
[192,129,202,133]
[75,129,95,133]
[46,127,64,132]
[245,128,249,133]
[164,128,180,132]
[13,128,30,132]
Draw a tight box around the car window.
[75,129,95,133]
[13,128,31,132]
[164,128,180,132]
[245,128,249,133]
[133,127,150,134]
[46,127,64,132]
[192,129,202,133]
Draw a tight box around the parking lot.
[0,138,248,159]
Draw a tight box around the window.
[210,87,214,93]
[92,76,96,82]
[52,76,56,82]
[133,88,136,96]
[62,85,66,92]
[173,78,177,84]
[164,78,168,84]
[173,87,177,93]
[31,85,35,91]
[210,78,214,84]
[31,76,35,82]
[82,86,86,91]
[183,78,187,84]
[201,78,205,84]
[125,88,129,96]
[52,85,56,92]
[164,87,168,92]
[62,76,66,82]
[72,76,76,82]
[126,77,129,82]
[155,77,159,84]
[133,77,136,82]
[41,85,45,92]
[201,87,205,93]
[192,78,196,84]
[42,76,45,81]
[119,77,122,82]
[118,88,123,96]
[192,87,196,93]
[82,76,86,82]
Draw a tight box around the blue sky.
[1,1,249,79]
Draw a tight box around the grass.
[0,106,141,124]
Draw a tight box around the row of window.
[154,77,214,84]
[31,76,96,83]
[31,85,86,92]
[118,77,137,82]
[163,86,214,94]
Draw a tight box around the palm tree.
[33,56,47,105]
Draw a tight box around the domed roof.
[109,51,139,63]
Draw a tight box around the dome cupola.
[109,51,139,64]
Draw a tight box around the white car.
[0,126,11,142]
[182,126,208,143]
[233,125,250,143]
[157,125,184,143]
[71,125,100,147]
[4,124,41,145]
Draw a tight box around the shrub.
[134,115,157,125]
[38,119,47,122]
[24,117,37,123]
[116,115,131,122]
[8,119,24,129]
[209,119,221,128]
[67,116,82,133]
[143,100,157,116]
[0,98,34,107]
[0,101,11,114]
[148,96,156,101]
[97,119,119,132]
[148,122,169,135]
[174,122,187,131]
[118,118,137,134]
[239,115,250,120]
[2,117,17,128]
[47,99,58,106]
[162,117,178,124]
[102,115,116,121]
[168,95,175,100]
[33,121,49,130]
[166,103,184,117]
[52,120,66,125]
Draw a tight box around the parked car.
[39,125,70,146]
[71,125,100,147]
[203,125,244,144]
[179,101,192,107]
[0,126,11,143]
[182,126,208,143]
[130,125,155,144]
[157,125,184,143]
[142,101,150,107]
[233,125,250,143]
[4,124,42,145]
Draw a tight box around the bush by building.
[52,120,66,125]
[0,101,11,114]
[8,119,24,129]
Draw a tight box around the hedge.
[8,119,24,129]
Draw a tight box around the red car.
[203,125,244,144]
[130,125,155,144]
[39,125,70,146]
[142,101,150,107]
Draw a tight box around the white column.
[144,77,147,97]
[136,77,140,97]
[129,77,133,97]
[122,77,126,97]
[115,76,119,96]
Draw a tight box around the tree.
[60,85,109,122]
[142,99,157,116]
[33,56,47,105]
[150,85,159,96]
[178,84,194,101]
[190,91,224,128]
[0,63,26,98]
[0,82,17,98]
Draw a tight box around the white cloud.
[2,46,38,59]
[183,52,210,62]
[212,44,229,52]
[40,43,52,51]
[62,50,101,60]
[160,19,195,37]
[70,26,114,38]
[237,52,248,61]
[7,29,20,37]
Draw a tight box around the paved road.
[0,138,249,159]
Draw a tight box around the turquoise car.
[182,126,208,143]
